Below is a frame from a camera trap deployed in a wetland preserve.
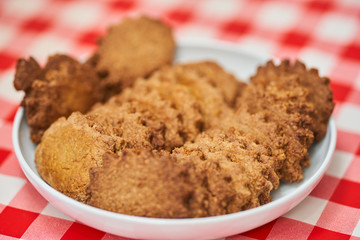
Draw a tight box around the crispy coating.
[87,16,175,98]
[236,60,334,182]
[249,60,334,141]
[173,128,278,215]
[88,148,259,218]
[35,61,232,203]
[35,112,117,202]
[14,54,103,143]
[87,150,194,218]
[179,61,244,106]
[115,61,237,131]
[35,59,334,218]
[14,16,175,143]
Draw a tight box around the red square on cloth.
[0,52,17,71]
[21,17,52,33]
[330,179,360,208]
[0,148,11,166]
[308,226,350,240]
[281,31,309,48]
[330,82,352,102]
[221,20,250,37]
[61,222,105,240]
[0,206,39,238]
[306,0,334,12]
[109,0,137,11]
[77,30,102,46]
[342,44,360,62]
[235,220,276,239]
[166,9,193,24]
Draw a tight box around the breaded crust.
[14,16,176,143]
[35,59,334,217]
[87,16,175,98]
[87,150,194,218]
[35,61,234,203]
[14,55,103,143]
[236,60,334,182]
[35,112,117,202]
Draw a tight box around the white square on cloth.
[326,150,354,178]
[0,174,26,205]
[314,13,358,45]
[336,103,360,134]
[283,196,328,225]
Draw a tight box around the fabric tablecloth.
[0,0,360,239]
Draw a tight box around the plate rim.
[12,39,337,238]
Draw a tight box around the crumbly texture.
[14,55,103,143]
[179,61,245,106]
[247,60,334,141]
[87,150,194,218]
[35,112,117,202]
[35,59,334,218]
[87,16,175,99]
[173,128,278,215]
[35,61,236,203]
[14,16,175,143]
[236,60,334,182]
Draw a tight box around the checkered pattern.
[0,0,359,239]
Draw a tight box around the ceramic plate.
[12,39,337,240]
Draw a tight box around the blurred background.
[0,0,360,239]
[0,0,359,104]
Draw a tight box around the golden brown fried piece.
[173,128,279,215]
[236,60,334,182]
[36,59,334,218]
[14,54,103,143]
[180,61,244,106]
[249,60,334,141]
[88,147,258,218]
[87,16,175,98]
[219,110,287,180]
[14,16,175,143]
[36,61,233,203]
[115,61,237,131]
[35,112,118,202]
[87,150,194,218]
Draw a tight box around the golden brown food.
[87,150,194,218]
[179,61,245,106]
[35,112,117,202]
[173,128,279,215]
[88,146,270,218]
[14,16,175,143]
[87,16,175,99]
[35,61,236,203]
[14,55,103,143]
[236,60,334,182]
[35,59,334,218]
[248,60,334,141]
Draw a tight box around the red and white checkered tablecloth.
[0,0,359,239]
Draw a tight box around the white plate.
[12,39,337,240]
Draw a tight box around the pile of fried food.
[14,16,334,218]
